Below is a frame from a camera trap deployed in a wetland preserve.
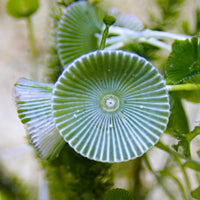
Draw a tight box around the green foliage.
[45,5,63,82]
[0,163,34,200]
[100,15,116,49]
[103,188,133,200]
[120,43,160,63]
[56,0,102,7]
[183,160,200,172]
[197,150,200,158]
[56,0,80,7]
[166,92,191,158]
[166,92,189,136]
[172,137,191,158]
[7,0,39,18]
[103,15,116,26]
[196,7,200,33]
[165,37,200,84]
[150,0,185,30]
[171,125,200,166]
[191,186,200,199]
[172,126,200,159]
[41,144,113,200]
[186,126,200,142]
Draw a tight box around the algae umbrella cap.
[52,50,170,162]
[7,0,39,18]
[57,1,104,68]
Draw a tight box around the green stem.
[27,16,37,80]
[156,141,200,166]
[166,84,200,91]
[156,141,185,159]
[100,15,116,49]
[144,154,176,200]
[131,157,144,200]
[159,170,188,200]
[156,141,189,161]
[100,25,109,49]
[175,158,191,195]
[187,126,200,142]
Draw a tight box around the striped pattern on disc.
[52,50,170,162]
[15,78,65,159]
[57,1,104,67]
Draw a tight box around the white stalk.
[103,26,193,51]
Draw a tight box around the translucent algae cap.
[52,50,170,162]
[57,1,104,67]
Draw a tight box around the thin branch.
[27,16,37,80]
[155,141,200,166]
[144,154,176,200]
[159,170,188,200]
[166,84,200,91]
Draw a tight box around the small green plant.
[8,0,200,199]
[7,0,39,79]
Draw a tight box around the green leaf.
[103,188,133,200]
[7,0,39,18]
[165,37,200,84]
[0,163,33,199]
[183,160,200,172]
[52,50,170,162]
[172,138,191,158]
[171,126,200,158]
[176,90,200,103]
[197,150,200,158]
[191,186,200,199]
[166,92,189,136]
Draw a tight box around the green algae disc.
[15,78,65,159]
[52,50,170,162]
[57,1,104,67]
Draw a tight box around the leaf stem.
[186,126,200,142]
[27,16,37,80]
[156,141,185,159]
[166,84,200,91]
[100,25,110,49]
[175,158,191,194]
[156,141,200,166]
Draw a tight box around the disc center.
[101,94,120,112]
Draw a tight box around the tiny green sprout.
[103,15,116,26]
[7,0,39,80]
[100,15,116,49]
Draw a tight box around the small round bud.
[103,15,116,26]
